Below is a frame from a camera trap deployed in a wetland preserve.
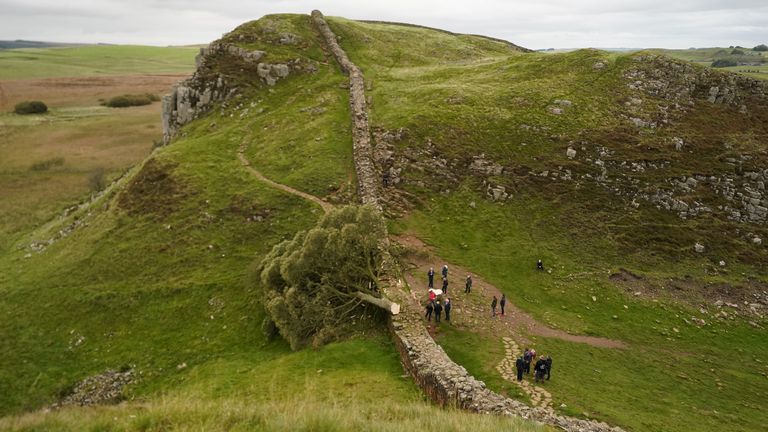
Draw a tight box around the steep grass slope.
[0,14,544,431]
[328,18,768,432]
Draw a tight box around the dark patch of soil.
[117,158,189,218]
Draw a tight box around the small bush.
[731,49,744,55]
[88,168,107,192]
[711,59,738,68]
[103,94,159,108]
[754,44,768,52]
[30,157,65,171]
[14,100,48,114]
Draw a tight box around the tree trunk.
[355,291,400,315]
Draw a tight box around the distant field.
[0,45,198,79]
[651,47,768,80]
[0,45,196,250]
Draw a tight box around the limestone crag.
[313,9,624,431]
[162,41,296,144]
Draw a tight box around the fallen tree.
[256,205,399,349]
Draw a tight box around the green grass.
[0,45,198,80]
[649,47,768,80]
[325,18,768,432]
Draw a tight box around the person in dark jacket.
[536,259,544,271]
[500,294,507,316]
[534,358,547,383]
[442,277,448,294]
[491,296,498,317]
[444,298,452,321]
[515,356,525,381]
[523,348,532,374]
[434,300,443,323]
[465,274,472,294]
[442,264,448,279]
[425,301,434,321]
[544,356,552,380]
[428,267,435,288]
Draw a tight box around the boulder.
[694,243,705,253]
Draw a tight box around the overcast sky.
[0,0,766,49]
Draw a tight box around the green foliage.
[257,205,388,350]
[711,59,738,67]
[730,48,744,55]
[29,157,65,171]
[13,100,47,114]
[754,44,768,52]
[103,93,159,108]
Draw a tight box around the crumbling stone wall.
[311,9,624,432]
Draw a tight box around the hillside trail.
[237,143,334,213]
[396,233,626,411]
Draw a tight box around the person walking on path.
[442,277,448,294]
[425,301,434,322]
[491,296,498,317]
[434,300,443,323]
[442,264,448,279]
[544,356,553,380]
[523,348,532,374]
[465,274,472,294]
[428,267,435,288]
[500,294,507,316]
[515,355,525,381]
[444,298,452,321]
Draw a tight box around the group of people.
[425,265,454,323]
[515,347,553,383]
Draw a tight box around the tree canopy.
[256,205,394,350]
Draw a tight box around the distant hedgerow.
[14,100,48,114]
[711,59,738,68]
[103,93,160,108]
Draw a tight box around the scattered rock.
[694,243,705,253]
[54,369,135,408]
[566,147,577,159]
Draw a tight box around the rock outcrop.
[162,41,297,144]
[53,369,134,408]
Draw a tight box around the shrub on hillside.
[14,101,48,114]
[30,157,65,171]
[711,59,738,68]
[88,168,107,192]
[731,49,745,55]
[754,44,768,52]
[103,93,160,108]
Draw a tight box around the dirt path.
[497,337,553,410]
[397,233,627,349]
[237,143,334,214]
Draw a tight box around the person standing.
[465,274,472,294]
[434,300,443,323]
[534,357,547,383]
[500,294,507,316]
[442,264,448,279]
[491,296,498,317]
[523,348,532,374]
[545,356,553,380]
[442,277,448,294]
[536,259,544,271]
[428,267,435,288]
[444,298,452,322]
[515,355,525,381]
[425,301,434,322]
[428,289,436,302]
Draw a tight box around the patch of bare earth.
[396,233,626,349]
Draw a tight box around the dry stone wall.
[311,10,624,432]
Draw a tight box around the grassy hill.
[1,13,767,432]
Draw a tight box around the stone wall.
[311,9,624,432]
[311,10,382,210]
